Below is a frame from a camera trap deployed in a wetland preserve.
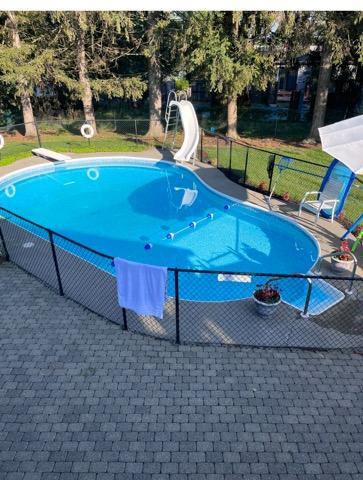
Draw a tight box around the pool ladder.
[163,90,188,151]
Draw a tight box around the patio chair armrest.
[300,191,321,203]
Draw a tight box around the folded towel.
[114,258,167,319]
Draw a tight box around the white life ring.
[87,167,99,181]
[5,184,16,198]
[0,134,4,150]
[80,123,94,139]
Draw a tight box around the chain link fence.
[0,118,168,166]
[200,129,363,227]
[0,207,361,352]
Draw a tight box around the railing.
[199,129,363,226]
[0,206,362,352]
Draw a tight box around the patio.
[0,261,362,479]
[0,150,362,351]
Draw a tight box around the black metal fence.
[0,206,362,352]
[199,129,363,227]
[1,118,361,226]
[0,118,170,167]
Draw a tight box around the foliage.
[47,12,147,102]
[175,78,190,92]
[0,13,53,100]
[254,283,281,304]
[180,12,283,102]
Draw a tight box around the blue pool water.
[0,158,324,305]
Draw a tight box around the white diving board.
[32,148,71,163]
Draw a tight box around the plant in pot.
[253,281,281,317]
[331,240,355,273]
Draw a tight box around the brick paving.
[0,262,362,480]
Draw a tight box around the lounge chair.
[298,178,342,223]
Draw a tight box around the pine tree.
[181,12,279,138]
[306,12,363,142]
[0,12,51,136]
[48,12,147,133]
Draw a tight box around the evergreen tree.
[48,12,147,133]
[0,12,51,136]
[306,12,363,142]
[181,11,280,138]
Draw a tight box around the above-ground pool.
[0,158,322,304]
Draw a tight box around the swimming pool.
[0,157,320,303]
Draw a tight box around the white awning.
[319,115,363,174]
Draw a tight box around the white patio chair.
[298,178,342,223]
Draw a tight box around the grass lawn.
[1,121,361,227]
[0,130,147,167]
[203,138,362,226]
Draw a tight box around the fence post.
[216,136,219,168]
[301,278,312,318]
[0,222,9,261]
[200,129,203,162]
[122,307,128,331]
[228,140,232,178]
[34,120,42,148]
[174,269,180,344]
[243,146,249,185]
[268,154,276,195]
[48,230,64,296]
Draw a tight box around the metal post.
[200,129,203,162]
[174,269,180,344]
[216,137,219,168]
[0,222,9,261]
[243,146,249,185]
[122,307,128,331]
[134,119,138,138]
[48,231,64,296]
[34,120,42,148]
[268,154,276,195]
[301,278,312,318]
[228,141,232,178]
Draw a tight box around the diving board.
[32,148,71,163]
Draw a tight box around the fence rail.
[199,128,363,227]
[0,206,362,352]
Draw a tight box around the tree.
[0,12,50,136]
[49,12,147,133]
[144,12,165,138]
[181,12,279,138]
[307,12,363,142]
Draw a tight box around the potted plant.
[253,281,281,317]
[331,240,355,273]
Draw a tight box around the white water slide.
[168,100,200,165]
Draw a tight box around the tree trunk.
[146,12,164,139]
[76,13,97,134]
[227,95,238,139]
[226,13,239,140]
[307,45,333,143]
[8,12,37,137]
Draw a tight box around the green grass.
[1,120,361,227]
[0,131,147,166]
[204,141,362,226]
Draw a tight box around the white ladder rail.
[163,90,187,150]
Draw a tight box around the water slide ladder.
[163,90,188,151]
